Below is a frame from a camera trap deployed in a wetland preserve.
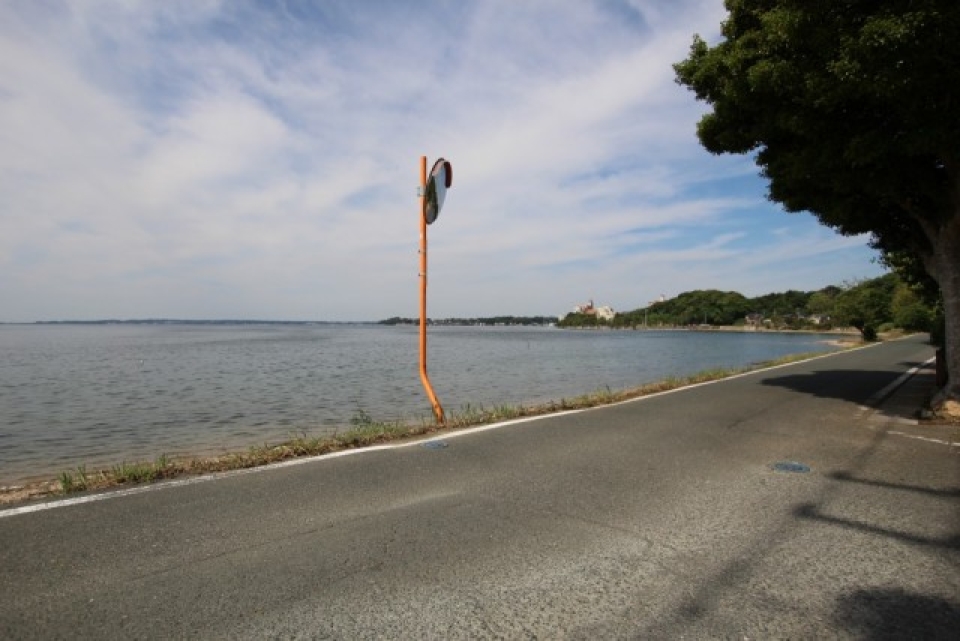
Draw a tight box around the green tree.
[891,282,933,331]
[643,290,750,326]
[833,276,896,338]
[557,312,601,328]
[807,289,837,317]
[674,0,960,404]
[881,249,941,306]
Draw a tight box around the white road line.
[0,409,583,519]
[864,356,935,407]
[856,356,936,421]
[889,431,960,448]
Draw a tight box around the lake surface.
[0,324,842,485]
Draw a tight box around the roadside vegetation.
[1,351,833,504]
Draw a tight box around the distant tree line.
[558,273,941,342]
[379,316,557,327]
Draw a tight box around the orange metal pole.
[419,155,445,423]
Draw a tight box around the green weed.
[57,465,90,494]
[58,471,74,494]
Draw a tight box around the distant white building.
[570,299,616,321]
[573,299,595,315]
[595,305,616,321]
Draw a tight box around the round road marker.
[772,461,811,473]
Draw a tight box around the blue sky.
[0,0,884,322]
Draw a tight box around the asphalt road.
[2,335,958,639]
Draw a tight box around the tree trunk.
[930,211,960,406]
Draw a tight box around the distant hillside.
[559,273,938,337]
[622,289,808,327]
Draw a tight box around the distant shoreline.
[1,320,868,340]
[554,323,863,335]
[2,319,377,326]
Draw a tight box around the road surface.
[1,335,958,639]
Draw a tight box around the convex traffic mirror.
[424,158,452,225]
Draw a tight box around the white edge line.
[862,356,935,408]
[0,338,912,520]
[889,431,960,448]
[0,409,584,519]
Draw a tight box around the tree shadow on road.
[833,587,960,641]
[828,470,960,499]
[760,369,903,405]
[793,502,960,551]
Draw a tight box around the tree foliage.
[674,0,960,402]
[891,280,934,332]
[833,274,897,337]
[634,290,750,326]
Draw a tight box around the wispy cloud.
[0,0,882,321]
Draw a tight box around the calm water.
[0,324,840,485]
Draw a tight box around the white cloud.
[0,0,883,322]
